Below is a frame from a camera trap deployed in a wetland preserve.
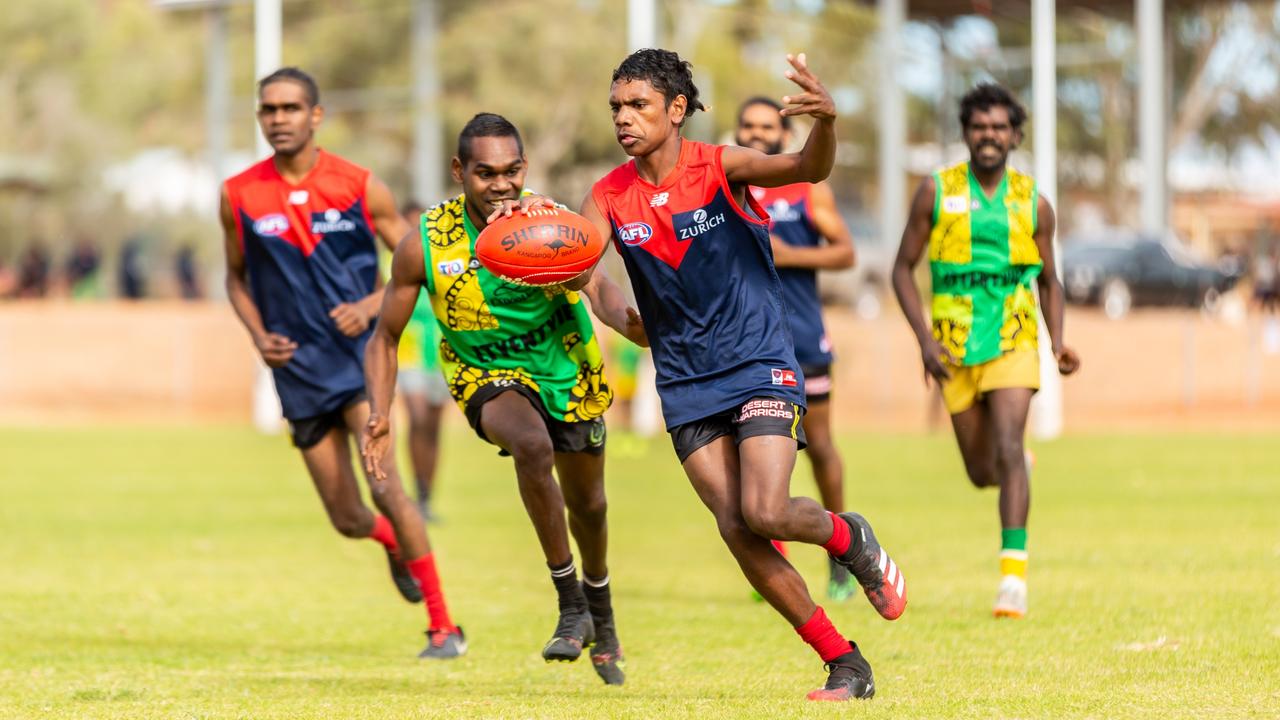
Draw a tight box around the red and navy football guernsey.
[591,140,805,430]
[750,184,833,367]
[224,150,378,420]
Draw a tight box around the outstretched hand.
[361,413,392,482]
[780,53,835,121]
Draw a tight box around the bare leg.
[949,402,1000,488]
[683,437,820,626]
[300,427,376,539]
[983,388,1035,528]
[403,391,444,506]
[555,450,608,579]
[342,401,430,559]
[737,435,834,545]
[478,391,572,567]
[802,399,844,513]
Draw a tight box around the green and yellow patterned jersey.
[419,194,612,422]
[928,161,1043,366]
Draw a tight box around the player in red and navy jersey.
[577,49,907,701]
[220,67,464,659]
[736,96,860,603]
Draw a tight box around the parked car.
[1061,232,1241,319]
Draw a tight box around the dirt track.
[0,301,1277,431]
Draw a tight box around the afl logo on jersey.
[618,222,653,247]
[253,213,290,237]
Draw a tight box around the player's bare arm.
[328,175,406,338]
[1033,196,1079,375]
[581,271,648,347]
[221,187,297,368]
[891,176,953,384]
[723,53,835,189]
[770,181,856,270]
[361,227,427,481]
[577,185,649,343]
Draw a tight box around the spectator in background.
[119,235,148,300]
[1252,242,1277,312]
[176,245,203,300]
[64,236,102,300]
[16,242,51,298]
[0,258,17,298]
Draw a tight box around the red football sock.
[406,553,455,632]
[795,606,851,662]
[367,515,399,553]
[820,511,851,556]
[771,539,789,558]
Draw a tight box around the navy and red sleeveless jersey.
[591,140,804,429]
[750,183,833,367]
[224,150,378,420]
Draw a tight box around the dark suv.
[1061,232,1240,319]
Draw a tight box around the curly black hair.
[258,67,320,107]
[457,112,524,165]
[612,49,706,127]
[958,83,1026,130]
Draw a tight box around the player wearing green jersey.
[396,201,450,522]
[892,84,1079,619]
[362,114,628,685]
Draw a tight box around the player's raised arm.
[361,227,426,480]
[891,176,953,384]
[723,53,836,189]
[221,186,297,368]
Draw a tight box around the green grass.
[0,426,1276,719]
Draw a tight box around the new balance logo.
[649,192,669,207]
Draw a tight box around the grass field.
[0,426,1276,719]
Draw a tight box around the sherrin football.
[475,207,606,286]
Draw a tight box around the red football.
[475,207,606,286]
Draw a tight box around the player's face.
[257,81,322,157]
[963,105,1020,172]
[610,79,686,157]
[735,103,787,156]
[451,136,526,225]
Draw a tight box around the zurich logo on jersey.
[253,213,290,237]
[677,205,725,241]
[618,221,653,246]
[312,208,357,234]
